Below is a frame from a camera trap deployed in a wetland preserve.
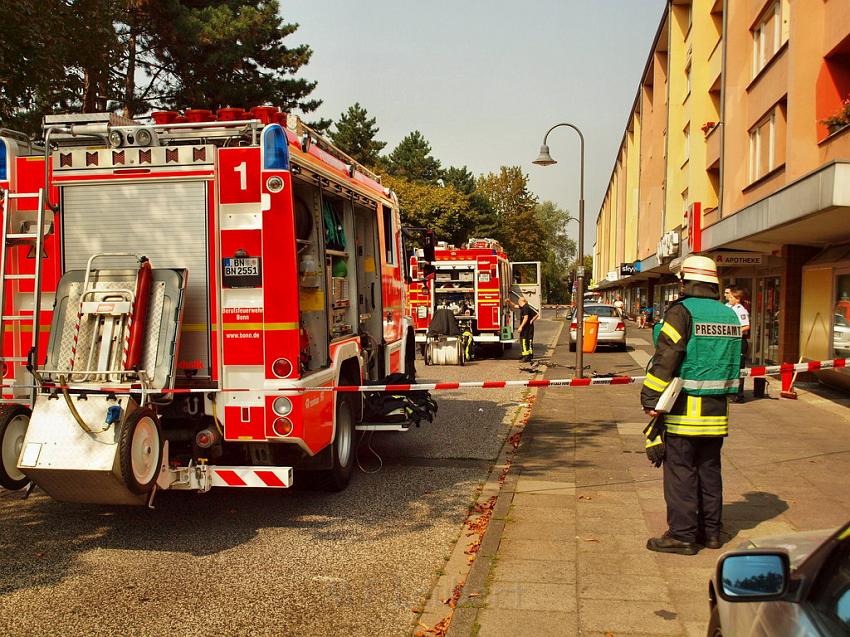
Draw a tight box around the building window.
[683,123,690,165]
[752,0,788,78]
[748,102,787,183]
[816,33,850,139]
[685,60,692,100]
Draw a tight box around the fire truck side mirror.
[423,230,436,264]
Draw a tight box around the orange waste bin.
[582,314,599,353]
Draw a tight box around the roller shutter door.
[62,181,211,377]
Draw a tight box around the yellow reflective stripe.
[645,436,664,448]
[687,395,702,417]
[660,321,682,343]
[665,415,728,424]
[643,373,669,392]
[667,425,729,436]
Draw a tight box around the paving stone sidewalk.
[459,326,850,637]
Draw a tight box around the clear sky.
[282,0,666,256]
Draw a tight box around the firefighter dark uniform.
[519,301,537,362]
[641,283,742,555]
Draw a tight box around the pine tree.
[386,131,442,183]
[443,166,476,194]
[329,103,386,166]
[139,1,322,115]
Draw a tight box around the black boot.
[646,533,699,555]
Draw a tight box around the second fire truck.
[407,238,541,355]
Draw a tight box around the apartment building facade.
[594,0,850,384]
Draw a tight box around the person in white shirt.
[727,287,750,402]
[613,295,625,317]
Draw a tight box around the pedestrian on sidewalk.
[641,255,743,555]
[614,295,625,317]
[508,297,538,362]
[726,287,751,402]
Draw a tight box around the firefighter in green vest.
[641,255,742,555]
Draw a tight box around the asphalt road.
[0,318,560,637]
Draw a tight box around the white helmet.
[679,255,719,285]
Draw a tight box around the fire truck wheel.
[118,407,162,495]
[323,397,355,491]
[0,405,31,491]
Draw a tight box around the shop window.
[816,34,850,139]
[751,0,788,78]
[835,273,850,358]
[748,101,786,183]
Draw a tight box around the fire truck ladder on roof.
[0,188,49,407]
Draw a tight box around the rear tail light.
[272,396,292,416]
[615,322,626,331]
[570,321,577,329]
[195,427,220,449]
[273,417,293,436]
[272,357,293,378]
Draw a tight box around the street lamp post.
[533,123,586,378]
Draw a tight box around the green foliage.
[382,175,474,246]
[0,0,121,133]
[535,201,576,304]
[443,166,476,194]
[0,0,323,133]
[140,1,321,114]
[386,131,442,183]
[329,103,386,166]
[474,166,544,261]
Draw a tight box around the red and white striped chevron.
[209,466,293,488]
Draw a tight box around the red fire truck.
[0,107,419,505]
[407,238,541,354]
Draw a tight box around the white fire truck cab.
[0,107,418,505]
[406,238,541,354]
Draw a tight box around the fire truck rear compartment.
[62,181,211,378]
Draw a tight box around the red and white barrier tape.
[2,358,845,395]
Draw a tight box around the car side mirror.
[717,551,791,603]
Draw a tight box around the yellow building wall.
[624,116,641,264]
[665,0,719,235]
[800,267,834,362]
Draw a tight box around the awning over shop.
[702,161,850,251]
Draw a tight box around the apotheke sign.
[711,252,764,266]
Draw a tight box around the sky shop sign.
[712,252,764,266]
[619,262,639,276]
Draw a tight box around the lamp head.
[533,144,556,166]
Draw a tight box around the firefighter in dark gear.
[641,255,742,555]
[512,297,538,362]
